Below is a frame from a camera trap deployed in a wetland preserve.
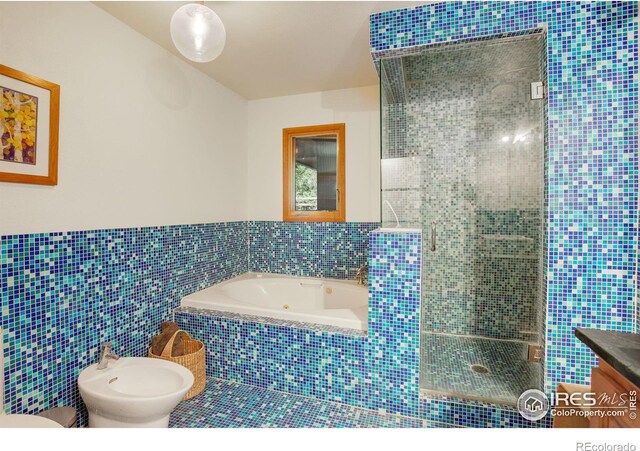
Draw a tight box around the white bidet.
[78,357,194,428]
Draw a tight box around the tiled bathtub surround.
[371,0,639,393]
[0,222,247,418]
[178,230,421,412]
[175,307,368,407]
[176,230,423,417]
[248,221,378,279]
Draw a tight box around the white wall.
[0,2,248,235]
[0,3,381,234]
[247,86,380,222]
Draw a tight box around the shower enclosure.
[379,33,546,405]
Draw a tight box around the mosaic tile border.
[174,306,367,338]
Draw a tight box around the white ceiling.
[95,1,423,100]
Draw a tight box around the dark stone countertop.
[575,328,640,388]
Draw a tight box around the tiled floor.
[420,333,542,405]
[170,378,432,428]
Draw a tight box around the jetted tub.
[181,273,368,331]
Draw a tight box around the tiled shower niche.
[380,32,546,404]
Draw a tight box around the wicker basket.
[148,330,206,400]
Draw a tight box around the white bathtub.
[181,273,368,331]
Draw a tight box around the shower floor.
[420,333,542,405]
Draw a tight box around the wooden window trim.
[282,123,345,222]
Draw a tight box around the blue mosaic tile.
[371,0,639,395]
[417,394,552,429]
[170,377,431,428]
[1,220,379,425]
[175,306,369,408]
[178,229,541,427]
[248,221,378,279]
[1,222,248,424]
[0,0,636,431]
[3,221,547,427]
[379,30,547,403]
[421,334,541,405]
[382,33,546,342]
[365,230,422,417]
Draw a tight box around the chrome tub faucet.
[355,264,369,286]
[97,342,120,370]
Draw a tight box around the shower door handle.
[431,222,436,252]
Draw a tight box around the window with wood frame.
[282,123,345,222]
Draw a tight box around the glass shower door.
[380,33,546,405]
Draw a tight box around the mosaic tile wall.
[177,230,548,427]
[0,222,248,421]
[2,217,548,427]
[371,1,639,390]
[365,230,422,416]
[1,219,377,422]
[248,221,378,279]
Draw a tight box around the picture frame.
[0,64,59,185]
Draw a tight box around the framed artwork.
[0,64,59,185]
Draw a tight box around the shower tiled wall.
[371,0,639,390]
[381,34,545,341]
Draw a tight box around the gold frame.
[0,64,60,186]
[282,123,346,222]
